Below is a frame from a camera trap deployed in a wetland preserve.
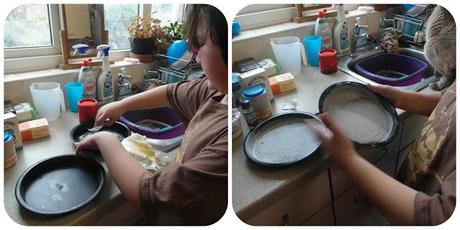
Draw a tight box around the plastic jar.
[232,73,242,108]
[319,48,337,74]
[232,109,243,140]
[78,98,98,124]
[4,130,17,169]
[243,84,272,121]
[239,98,257,127]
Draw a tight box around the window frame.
[4,4,61,59]
[5,4,184,74]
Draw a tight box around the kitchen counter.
[232,64,435,222]
[4,111,177,225]
[232,65,361,221]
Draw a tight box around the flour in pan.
[328,98,392,144]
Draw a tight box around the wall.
[232,11,385,63]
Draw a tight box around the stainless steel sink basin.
[338,47,437,91]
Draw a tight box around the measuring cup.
[270,36,307,75]
[30,82,65,121]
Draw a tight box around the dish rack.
[393,14,424,42]
[158,58,203,84]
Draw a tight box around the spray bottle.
[333,4,350,56]
[96,44,114,102]
[78,58,96,99]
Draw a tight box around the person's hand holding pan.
[367,83,403,108]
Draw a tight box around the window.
[4,4,52,48]
[151,4,185,25]
[104,4,140,50]
[4,4,60,58]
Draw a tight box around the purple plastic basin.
[118,107,185,139]
[354,53,428,86]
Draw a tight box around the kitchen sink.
[338,47,437,91]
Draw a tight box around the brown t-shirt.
[139,78,228,225]
[398,82,456,225]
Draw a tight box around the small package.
[233,57,262,73]
[14,103,39,123]
[19,118,50,141]
[258,59,281,77]
[269,73,296,95]
[4,112,23,150]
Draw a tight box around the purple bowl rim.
[354,53,428,82]
[118,115,184,134]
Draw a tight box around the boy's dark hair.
[185,4,228,65]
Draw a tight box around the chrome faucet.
[115,67,134,101]
[350,20,369,58]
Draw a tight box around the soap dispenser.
[333,4,350,56]
[96,44,114,102]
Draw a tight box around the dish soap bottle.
[96,44,114,102]
[315,9,333,49]
[333,4,350,56]
[78,58,96,99]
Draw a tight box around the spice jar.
[239,98,257,127]
[243,84,272,121]
[232,73,242,108]
[319,48,337,74]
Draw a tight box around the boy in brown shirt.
[76,5,228,225]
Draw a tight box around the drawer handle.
[282,214,290,225]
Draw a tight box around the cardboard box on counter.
[4,112,23,150]
[269,72,296,94]
[18,118,50,141]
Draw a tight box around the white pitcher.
[270,36,308,75]
[30,82,66,121]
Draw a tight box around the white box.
[238,68,274,101]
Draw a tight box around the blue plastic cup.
[65,82,84,112]
[304,35,322,67]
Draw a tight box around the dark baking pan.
[15,155,105,216]
[318,81,398,148]
[244,112,324,167]
[70,121,131,143]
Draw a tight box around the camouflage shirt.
[399,81,456,225]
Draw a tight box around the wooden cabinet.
[247,171,331,225]
[302,204,334,225]
[399,114,427,150]
[334,152,397,225]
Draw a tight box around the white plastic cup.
[270,36,307,75]
[30,82,65,121]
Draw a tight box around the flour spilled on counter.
[328,97,392,144]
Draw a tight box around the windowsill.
[3,61,146,83]
[232,10,376,43]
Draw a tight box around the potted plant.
[127,16,165,55]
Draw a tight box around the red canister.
[319,49,337,74]
[78,98,98,124]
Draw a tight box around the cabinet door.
[396,143,412,174]
[247,171,331,225]
[334,153,397,225]
[302,204,334,225]
[400,114,427,150]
